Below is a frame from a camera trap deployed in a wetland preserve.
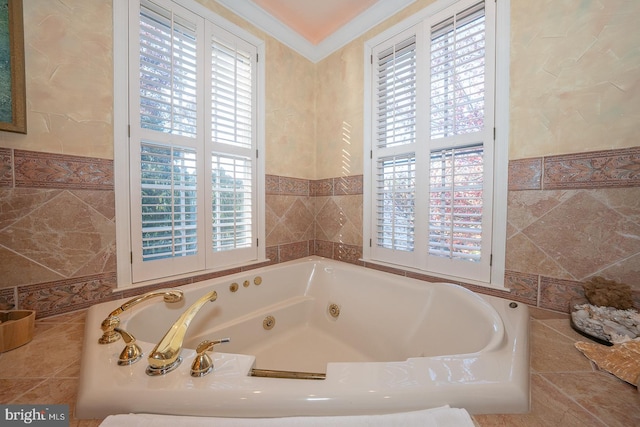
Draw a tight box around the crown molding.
[215,0,416,63]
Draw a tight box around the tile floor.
[0,307,638,426]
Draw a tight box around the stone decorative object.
[575,340,640,387]
[583,276,633,310]
[571,301,640,344]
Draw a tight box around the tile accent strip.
[508,147,640,191]
[0,147,11,187]
[311,175,363,196]
[17,272,119,318]
[13,149,114,190]
[508,158,542,190]
[544,147,640,189]
[265,174,309,196]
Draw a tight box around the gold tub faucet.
[98,289,184,344]
[146,290,218,376]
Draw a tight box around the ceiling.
[215,0,416,62]
[251,0,380,45]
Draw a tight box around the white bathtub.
[76,256,529,419]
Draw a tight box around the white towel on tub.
[98,406,475,427]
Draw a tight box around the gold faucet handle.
[98,316,121,344]
[114,327,143,366]
[98,289,184,345]
[190,338,230,377]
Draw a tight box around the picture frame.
[0,0,26,134]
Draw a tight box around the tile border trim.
[509,147,640,191]
[5,149,114,190]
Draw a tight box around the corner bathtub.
[76,256,529,419]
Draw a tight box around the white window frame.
[114,0,266,288]
[363,0,510,289]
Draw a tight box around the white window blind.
[139,0,198,137]
[366,0,495,283]
[211,37,253,150]
[376,36,416,149]
[208,30,257,264]
[370,30,421,267]
[429,145,483,261]
[140,142,198,261]
[376,154,416,252]
[430,2,486,140]
[211,153,253,252]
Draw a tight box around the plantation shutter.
[428,145,483,261]
[429,2,486,140]
[127,0,263,284]
[131,0,204,282]
[375,35,416,149]
[371,31,421,266]
[426,0,493,281]
[367,0,494,282]
[207,30,257,266]
[211,154,253,252]
[140,142,198,262]
[211,37,253,150]
[139,0,198,137]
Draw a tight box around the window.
[364,0,509,286]
[114,0,265,286]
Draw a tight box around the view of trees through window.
[140,143,198,261]
[372,1,489,271]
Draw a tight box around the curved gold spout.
[98,289,184,344]
[146,290,218,375]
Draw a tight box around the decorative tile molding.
[0,148,11,187]
[311,175,363,196]
[538,276,586,312]
[544,147,640,189]
[503,270,539,306]
[265,174,309,196]
[13,149,114,190]
[0,288,15,309]
[508,158,542,190]
[334,175,363,195]
[17,272,118,318]
[510,147,640,192]
[278,240,312,262]
[310,178,333,197]
[311,240,362,265]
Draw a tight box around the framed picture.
[0,0,25,133]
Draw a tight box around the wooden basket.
[0,310,35,352]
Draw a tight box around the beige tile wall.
[1,147,639,318]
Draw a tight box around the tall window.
[365,0,506,285]
[116,0,265,284]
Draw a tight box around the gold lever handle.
[114,327,143,366]
[190,338,231,377]
[98,289,184,344]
